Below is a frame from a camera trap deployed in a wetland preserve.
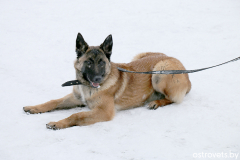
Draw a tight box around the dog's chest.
[77,85,87,105]
[77,85,97,107]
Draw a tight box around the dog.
[23,33,191,130]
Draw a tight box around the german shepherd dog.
[23,33,191,130]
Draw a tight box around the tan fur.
[23,52,191,130]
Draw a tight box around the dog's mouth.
[87,76,101,88]
[90,81,100,88]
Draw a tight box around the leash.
[62,56,240,87]
[117,56,240,74]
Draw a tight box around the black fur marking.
[100,34,113,61]
[90,49,101,56]
[154,75,160,84]
[76,33,89,58]
[76,50,84,59]
[146,91,165,103]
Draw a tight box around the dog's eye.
[98,60,105,67]
[86,61,92,68]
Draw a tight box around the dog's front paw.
[46,122,66,130]
[23,106,41,114]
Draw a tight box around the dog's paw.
[148,101,160,110]
[23,106,41,114]
[148,100,173,110]
[46,122,65,130]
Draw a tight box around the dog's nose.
[93,76,102,83]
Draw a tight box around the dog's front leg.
[23,93,82,114]
[46,97,115,130]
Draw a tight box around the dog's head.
[74,33,113,88]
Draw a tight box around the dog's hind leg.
[149,58,191,110]
[23,93,83,114]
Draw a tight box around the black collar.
[62,80,81,87]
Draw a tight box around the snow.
[1,0,240,160]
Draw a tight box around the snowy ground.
[0,0,240,160]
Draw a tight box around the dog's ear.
[76,33,89,58]
[100,34,113,60]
